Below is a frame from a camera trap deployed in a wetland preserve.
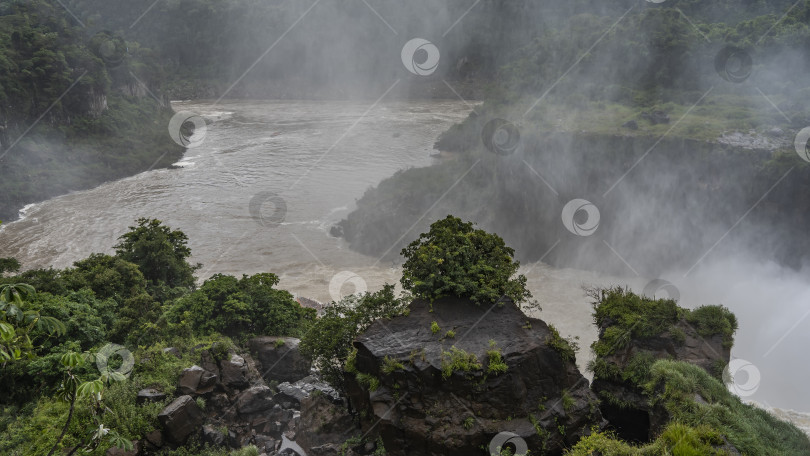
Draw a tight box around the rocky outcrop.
[250,337,312,384]
[297,392,357,453]
[177,365,218,396]
[158,395,205,444]
[145,343,348,456]
[590,308,731,442]
[345,296,603,456]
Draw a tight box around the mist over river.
[1,100,808,429]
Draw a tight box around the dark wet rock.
[158,395,205,444]
[177,365,218,395]
[345,296,602,456]
[144,429,163,449]
[274,382,307,409]
[221,354,249,389]
[237,384,276,415]
[278,448,303,456]
[200,350,221,378]
[297,391,358,454]
[162,347,181,358]
[202,424,226,447]
[254,434,279,453]
[622,119,638,130]
[136,388,166,404]
[249,337,312,383]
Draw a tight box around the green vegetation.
[0,220,320,455]
[400,215,531,306]
[440,346,482,380]
[545,324,578,363]
[114,218,199,292]
[462,416,475,430]
[588,287,738,386]
[381,356,405,375]
[686,305,738,349]
[163,272,315,342]
[430,321,440,334]
[486,340,508,375]
[647,360,810,455]
[569,360,810,455]
[0,0,183,222]
[299,284,408,393]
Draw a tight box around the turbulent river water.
[0,99,808,430]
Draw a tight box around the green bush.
[114,218,200,291]
[440,346,482,379]
[546,324,577,363]
[644,360,810,455]
[163,272,315,341]
[400,215,531,306]
[299,284,408,392]
[685,305,738,348]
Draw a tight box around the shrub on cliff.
[400,215,531,306]
[163,272,315,341]
[300,284,408,392]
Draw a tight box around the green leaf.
[60,351,85,368]
[76,379,104,398]
[36,316,66,336]
[0,322,15,342]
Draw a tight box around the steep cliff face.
[587,288,735,442]
[345,297,603,456]
[0,0,183,223]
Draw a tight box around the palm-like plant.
[0,283,66,363]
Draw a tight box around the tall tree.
[113,218,199,291]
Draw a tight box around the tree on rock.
[400,215,531,305]
[114,218,199,292]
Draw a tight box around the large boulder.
[345,297,602,456]
[297,391,358,453]
[236,384,276,415]
[177,365,218,396]
[220,354,249,389]
[249,337,311,383]
[158,395,205,444]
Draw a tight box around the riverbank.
[0,96,184,224]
